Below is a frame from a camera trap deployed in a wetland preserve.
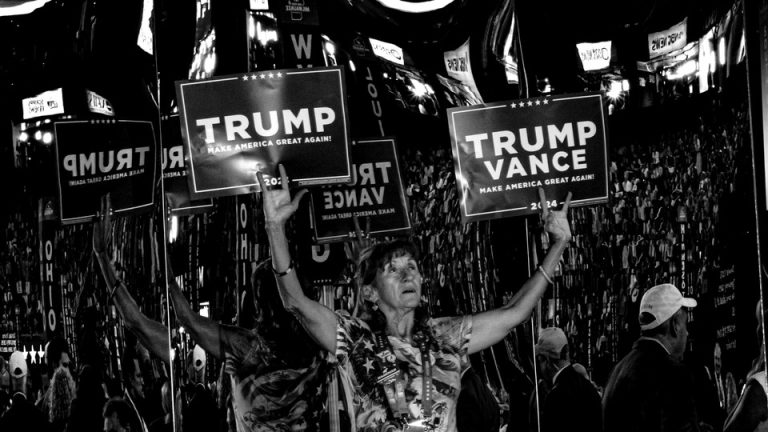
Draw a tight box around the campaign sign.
[175,66,352,199]
[447,92,608,223]
[309,138,410,243]
[54,120,157,224]
[162,115,213,214]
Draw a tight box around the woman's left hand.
[257,164,307,230]
[539,187,572,244]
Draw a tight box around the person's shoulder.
[428,315,469,334]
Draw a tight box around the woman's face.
[373,254,422,312]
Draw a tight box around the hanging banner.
[444,39,484,103]
[22,88,65,120]
[38,198,61,338]
[162,115,213,214]
[175,66,352,199]
[277,0,319,26]
[648,18,687,59]
[309,137,410,243]
[370,37,405,65]
[576,41,612,71]
[53,120,157,224]
[447,92,609,223]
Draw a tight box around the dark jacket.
[541,364,602,432]
[0,392,51,432]
[603,338,700,432]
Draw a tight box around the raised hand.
[256,164,307,229]
[93,194,113,255]
[539,187,572,244]
[344,215,373,266]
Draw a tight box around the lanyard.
[372,331,434,428]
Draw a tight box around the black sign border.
[448,92,610,222]
[177,67,353,196]
[310,137,411,244]
[53,119,158,224]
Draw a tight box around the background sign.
[54,120,157,224]
[576,40,612,71]
[648,18,687,59]
[162,115,213,214]
[447,92,609,223]
[176,66,352,199]
[309,138,411,243]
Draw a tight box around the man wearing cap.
[182,345,217,432]
[602,283,700,432]
[0,350,50,431]
[535,327,602,432]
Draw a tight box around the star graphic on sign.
[510,102,517,108]
[268,72,274,78]
[535,100,541,105]
[242,75,249,81]
[260,73,266,79]
[363,358,375,373]
[543,99,550,104]
[363,340,375,351]
[527,101,533,107]
[250,74,258,80]
[276,72,283,78]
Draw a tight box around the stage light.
[409,78,428,98]
[42,132,53,145]
[18,131,28,142]
[607,81,622,99]
[34,130,42,141]
[621,79,630,92]
[348,60,356,72]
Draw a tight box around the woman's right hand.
[92,194,112,255]
[539,187,572,245]
[256,164,307,229]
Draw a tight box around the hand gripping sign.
[175,66,352,199]
[447,91,609,223]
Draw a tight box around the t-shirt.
[225,330,333,432]
[335,311,472,432]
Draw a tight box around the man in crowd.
[103,397,142,432]
[182,345,217,432]
[535,327,602,432]
[0,350,50,431]
[122,349,149,432]
[602,283,700,432]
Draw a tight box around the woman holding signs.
[258,165,572,432]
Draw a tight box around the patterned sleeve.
[334,310,370,366]
[430,315,473,371]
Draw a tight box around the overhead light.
[374,0,455,13]
[718,37,726,66]
[18,131,29,142]
[621,79,630,92]
[42,132,53,145]
[607,80,622,99]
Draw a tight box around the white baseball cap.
[535,327,568,358]
[639,283,697,330]
[9,351,27,378]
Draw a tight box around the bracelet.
[272,260,295,277]
[537,266,554,285]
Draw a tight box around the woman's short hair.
[358,239,420,287]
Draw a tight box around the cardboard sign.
[648,18,687,59]
[447,92,609,222]
[162,115,213,214]
[175,66,352,199]
[309,138,410,243]
[576,41,612,71]
[54,120,157,224]
[22,88,65,120]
